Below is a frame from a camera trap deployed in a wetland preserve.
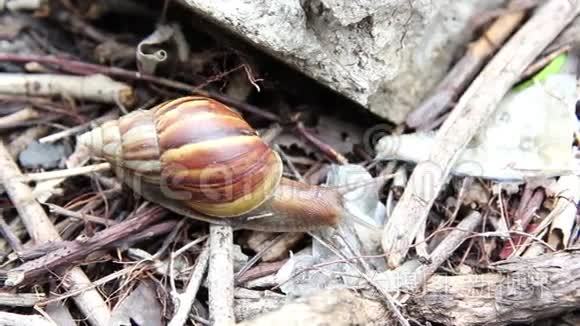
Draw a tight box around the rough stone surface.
[179,0,505,123]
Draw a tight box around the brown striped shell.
[78,96,283,218]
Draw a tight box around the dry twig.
[0,214,24,254]
[0,141,111,326]
[407,0,527,129]
[0,107,39,129]
[46,203,117,226]
[23,163,111,182]
[0,311,54,326]
[168,241,210,326]
[295,122,349,164]
[39,111,117,143]
[0,292,45,307]
[0,73,135,106]
[208,224,235,325]
[8,125,50,158]
[0,207,167,287]
[237,289,386,326]
[398,211,483,293]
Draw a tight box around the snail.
[78,96,383,232]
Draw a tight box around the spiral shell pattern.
[78,96,283,217]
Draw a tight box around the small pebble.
[19,141,69,169]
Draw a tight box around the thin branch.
[399,211,483,293]
[295,122,348,164]
[23,163,111,182]
[39,111,117,143]
[46,203,117,226]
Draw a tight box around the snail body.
[79,96,349,232]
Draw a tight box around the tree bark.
[410,250,580,325]
[238,250,580,325]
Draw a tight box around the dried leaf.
[110,281,163,326]
[137,23,190,75]
[46,302,76,326]
[276,115,364,156]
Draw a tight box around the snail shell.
[78,96,283,218]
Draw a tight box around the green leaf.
[512,53,568,92]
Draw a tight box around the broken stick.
[399,211,482,293]
[208,224,235,325]
[0,73,135,106]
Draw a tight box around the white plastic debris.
[324,164,386,250]
[275,164,386,296]
[0,0,44,12]
[232,244,249,273]
[275,249,318,296]
[376,54,579,181]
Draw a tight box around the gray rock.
[179,0,505,123]
[19,141,69,169]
